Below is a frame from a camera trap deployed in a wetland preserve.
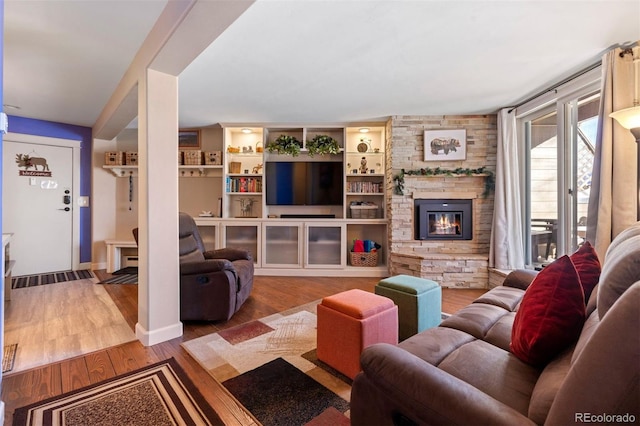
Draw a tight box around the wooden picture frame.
[179,129,201,149]
[424,129,466,161]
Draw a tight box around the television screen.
[266,162,343,205]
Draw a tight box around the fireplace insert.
[415,199,472,240]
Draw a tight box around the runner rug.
[97,274,138,284]
[182,301,352,426]
[11,270,93,289]
[12,358,223,426]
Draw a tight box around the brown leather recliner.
[178,212,254,321]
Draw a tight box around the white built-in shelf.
[346,192,384,196]
[103,165,223,177]
[227,173,263,177]
[227,192,262,195]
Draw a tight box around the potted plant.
[306,134,340,157]
[266,134,302,156]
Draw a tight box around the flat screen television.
[266,161,343,206]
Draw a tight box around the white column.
[136,68,182,345]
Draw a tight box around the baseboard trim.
[135,322,183,346]
[92,262,107,271]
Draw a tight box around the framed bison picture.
[424,129,466,161]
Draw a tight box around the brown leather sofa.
[351,221,640,425]
[179,212,254,321]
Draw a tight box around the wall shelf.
[103,165,223,177]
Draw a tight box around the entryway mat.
[11,269,94,289]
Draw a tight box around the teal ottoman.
[375,275,441,341]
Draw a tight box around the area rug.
[3,343,17,373]
[12,358,223,426]
[11,270,94,289]
[97,274,138,284]
[182,301,352,425]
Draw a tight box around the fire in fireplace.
[415,199,473,240]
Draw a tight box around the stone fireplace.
[414,199,473,240]
[386,115,497,288]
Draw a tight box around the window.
[518,70,600,266]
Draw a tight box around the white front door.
[3,140,74,276]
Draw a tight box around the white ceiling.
[4,1,640,131]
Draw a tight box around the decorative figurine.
[359,156,368,174]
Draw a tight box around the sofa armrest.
[204,248,252,262]
[354,343,535,426]
[180,258,234,275]
[502,269,538,290]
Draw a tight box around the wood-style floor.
[1,274,486,425]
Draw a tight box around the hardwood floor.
[1,274,486,425]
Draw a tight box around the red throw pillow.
[511,255,586,366]
[570,241,601,303]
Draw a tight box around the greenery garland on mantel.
[394,167,495,197]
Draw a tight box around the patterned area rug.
[182,301,352,425]
[11,270,93,289]
[12,358,223,426]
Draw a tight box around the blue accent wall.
[7,116,93,263]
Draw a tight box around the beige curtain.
[490,108,525,269]
[586,45,639,258]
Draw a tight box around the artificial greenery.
[266,134,302,156]
[306,135,340,157]
[394,167,495,197]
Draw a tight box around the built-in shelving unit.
[104,124,388,276]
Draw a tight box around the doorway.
[2,133,81,276]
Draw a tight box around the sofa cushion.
[546,281,640,425]
[440,303,514,341]
[597,234,640,318]
[438,340,540,416]
[400,327,475,365]
[569,241,601,303]
[510,255,586,366]
[528,346,574,425]
[472,285,524,311]
[484,312,516,352]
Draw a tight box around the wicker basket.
[350,205,378,219]
[104,151,124,166]
[229,161,242,174]
[350,251,378,267]
[227,146,241,153]
[125,151,138,166]
[183,150,202,165]
[204,151,222,165]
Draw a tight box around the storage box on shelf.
[204,151,222,165]
[183,150,202,165]
[125,151,138,165]
[350,203,379,219]
[350,251,378,267]
[105,151,124,165]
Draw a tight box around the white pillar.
[136,68,183,345]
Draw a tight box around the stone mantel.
[412,191,481,200]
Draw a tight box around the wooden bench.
[105,240,137,273]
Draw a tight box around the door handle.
[58,207,70,212]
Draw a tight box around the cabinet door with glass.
[262,222,303,268]
[304,222,345,268]
[221,222,261,266]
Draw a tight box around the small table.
[105,240,137,273]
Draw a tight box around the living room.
[1,1,639,424]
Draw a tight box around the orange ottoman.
[317,289,398,379]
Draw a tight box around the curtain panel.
[490,108,525,269]
[586,45,638,258]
